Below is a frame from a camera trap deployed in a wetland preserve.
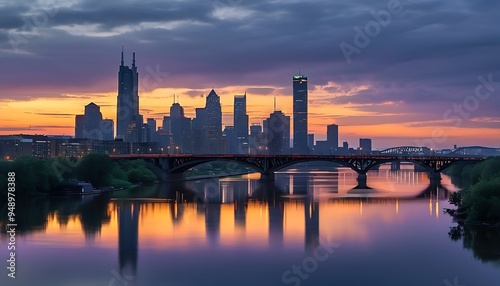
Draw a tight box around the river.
[1,165,499,286]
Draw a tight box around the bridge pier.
[428,172,442,187]
[260,172,275,182]
[356,173,368,189]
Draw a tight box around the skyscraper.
[83,102,103,139]
[263,110,290,155]
[75,115,84,138]
[102,119,114,141]
[293,75,308,154]
[205,89,222,139]
[327,124,339,154]
[234,93,249,154]
[170,102,192,153]
[116,48,140,141]
[359,138,372,154]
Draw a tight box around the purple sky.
[0,0,499,147]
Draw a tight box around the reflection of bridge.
[110,154,485,189]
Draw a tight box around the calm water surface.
[1,165,499,286]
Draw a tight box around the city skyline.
[0,0,499,149]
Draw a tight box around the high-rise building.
[83,102,103,139]
[205,89,222,138]
[116,49,140,141]
[146,118,156,143]
[170,102,192,153]
[102,119,114,141]
[359,138,372,154]
[327,124,339,154]
[203,89,223,154]
[75,115,84,138]
[263,110,290,155]
[234,93,249,154]
[293,75,308,154]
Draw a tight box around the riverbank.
[444,157,500,226]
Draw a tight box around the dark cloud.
[0,0,498,134]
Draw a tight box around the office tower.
[249,123,266,154]
[204,89,223,153]
[234,93,249,154]
[263,110,290,155]
[170,102,192,153]
[308,134,314,149]
[75,115,84,138]
[83,102,103,139]
[205,89,222,138]
[116,48,140,141]
[192,108,206,154]
[327,124,339,154]
[359,138,372,154]
[170,103,184,119]
[223,126,237,154]
[102,119,114,140]
[293,74,308,154]
[146,118,156,143]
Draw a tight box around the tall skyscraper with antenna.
[116,47,141,141]
[293,71,308,154]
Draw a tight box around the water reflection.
[449,224,500,265]
[2,167,498,286]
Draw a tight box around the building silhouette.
[101,119,114,141]
[83,102,103,139]
[293,75,308,154]
[116,49,141,142]
[202,89,224,153]
[170,101,193,153]
[327,124,339,153]
[264,110,290,155]
[360,138,372,154]
[75,115,84,138]
[234,93,249,154]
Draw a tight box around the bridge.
[109,154,486,189]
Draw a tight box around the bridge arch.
[164,158,265,174]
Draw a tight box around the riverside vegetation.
[444,157,500,225]
[0,154,157,197]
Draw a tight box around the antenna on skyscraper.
[121,44,124,66]
[173,94,176,104]
[298,66,301,76]
[132,52,136,67]
[274,96,277,112]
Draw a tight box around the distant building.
[116,49,141,141]
[264,110,290,155]
[75,115,85,138]
[234,93,249,154]
[170,102,192,153]
[308,134,315,150]
[359,138,372,154]
[203,89,223,154]
[293,74,308,154]
[146,118,156,143]
[101,119,114,141]
[223,126,237,154]
[327,124,339,154]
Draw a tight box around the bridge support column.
[356,173,368,189]
[260,172,275,182]
[428,172,442,187]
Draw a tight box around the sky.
[0,0,499,149]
